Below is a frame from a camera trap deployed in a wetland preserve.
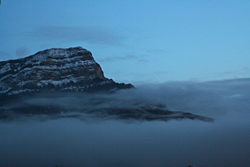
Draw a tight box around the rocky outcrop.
[0,47,133,96]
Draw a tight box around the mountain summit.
[0,47,133,96]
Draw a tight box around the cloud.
[0,51,10,60]
[2,78,249,120]
[98,48,167,63]
[27,26,124,46]
[131,78,250,116]
[146,48,166,54]
[99,53,148,63]
[216,67,250,79]
[16,47,29,57]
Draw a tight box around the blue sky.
[0,0,249,83]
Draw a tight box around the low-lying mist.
[0,78,249,167]
[1,78,250,121]
[126,78,250,117]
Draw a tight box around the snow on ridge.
[49,55,87,63]
[0,47,95,77]
[0,74,12,82]
[0,88,11,94]
[47,47,89,57]
[26,47,91,65]
[23,60,96,70]
[0,47,132,96]
[0,60,97,80]
[7,89,36,95]
[38,77,79,87]
[0,63,11,74]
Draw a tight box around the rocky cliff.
[0,47,133,96]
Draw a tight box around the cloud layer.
[16,47,29,57]
[1,78,249,120]
[99,53,148,63]
[27,26,124,46]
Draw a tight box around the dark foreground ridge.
[0,93,213,122]
[0,47,133,96]
[0,106,213,122]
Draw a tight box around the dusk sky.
[0,0,249,83]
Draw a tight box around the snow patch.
[0,63,11,74]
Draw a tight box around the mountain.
[0,47,213,122]
[0,47,133,96]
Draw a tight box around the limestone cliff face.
[0,47,133,96]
